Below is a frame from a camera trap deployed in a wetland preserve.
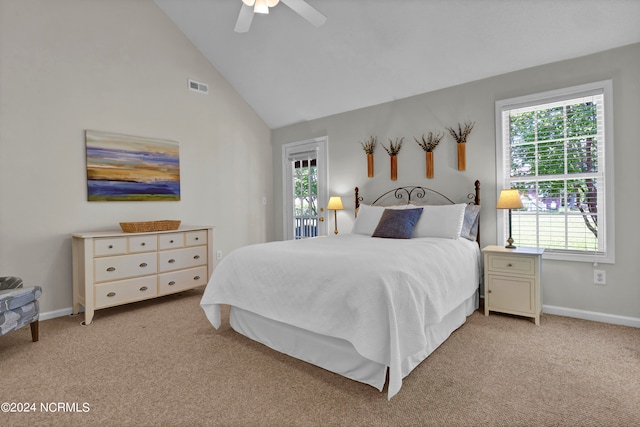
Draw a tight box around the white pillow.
[352,204,410,236]
[409,203,466,239]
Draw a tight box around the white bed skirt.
[229,289,479,395]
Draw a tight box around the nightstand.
[482,245,544,325]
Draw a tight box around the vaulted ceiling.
[155,0,640,129]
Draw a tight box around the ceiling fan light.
[242,0,255,6]
[266,0,280,7]
[254,0,269,14]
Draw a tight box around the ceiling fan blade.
[234,4,254,33]
[281,0,326,27]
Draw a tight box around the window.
[495,80,614,263]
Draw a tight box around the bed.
[201,181,482,399]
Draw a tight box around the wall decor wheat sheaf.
[85,130,180,201]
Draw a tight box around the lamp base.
[505,236,516,249]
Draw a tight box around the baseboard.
[543,304,640,328]
[40,307,83,322]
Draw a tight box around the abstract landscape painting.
[85,130,180,201]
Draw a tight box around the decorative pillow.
[460,204,481,241]
[352,204,385,235]
[352,204,411,236]
[409,203,466,239]
[372,208,424,239]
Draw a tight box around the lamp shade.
[496,189,523,210]
[327,196,344,210]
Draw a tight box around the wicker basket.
[119,220,181,233]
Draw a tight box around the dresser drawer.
[486,254,535,276]
[185,230,207,247]
[158,246,207,273]
[94,252,158,283]
[159,266,208,295]
[95,275,158,308]
[158,232,184,250]
[128,235,157,253]
[94,238,127,257]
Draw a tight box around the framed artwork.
[85,130,180,201]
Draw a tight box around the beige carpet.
[1,288,639,427]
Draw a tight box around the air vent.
[188,79,208,94]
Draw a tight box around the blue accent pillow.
[461,204,481,241]
[372,208,424,239]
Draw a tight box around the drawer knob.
[108,245,113,249]
[107,292,116,297]
[169,240,174,244]
[168,259,176,264]
[168,281,176,286]
[195,237,199,241]
[141,242,146,246]
[139,286,148,291]
[194,276,200,280]
[139,262,148,268]
[488,290,492,293]
[193,255,200,260]
[507,263,513,267]
[106,267,116,272]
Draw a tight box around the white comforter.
[201,234,480,399]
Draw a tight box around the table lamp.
[497,189,523,249]
[327,196,344,235]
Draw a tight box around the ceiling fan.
[234,0,326,33]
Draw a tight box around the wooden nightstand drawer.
[486,254,535,276]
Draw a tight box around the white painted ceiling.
[155,0,640,129]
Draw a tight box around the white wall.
[272,43,640,323]
[0,0,273,315]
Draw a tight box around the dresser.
[71,226,214,325]
[482,245,544,325]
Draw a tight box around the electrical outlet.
[216,250,222,260]
[594,269,606,285]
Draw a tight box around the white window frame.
[495,80,615,263]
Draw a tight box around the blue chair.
[0,277,42,342]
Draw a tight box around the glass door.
[293,156,319,239]
[282,137,328,240]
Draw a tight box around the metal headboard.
[355,180,480,209]
[355,180,481,242]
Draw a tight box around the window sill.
[542,251,614,264]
